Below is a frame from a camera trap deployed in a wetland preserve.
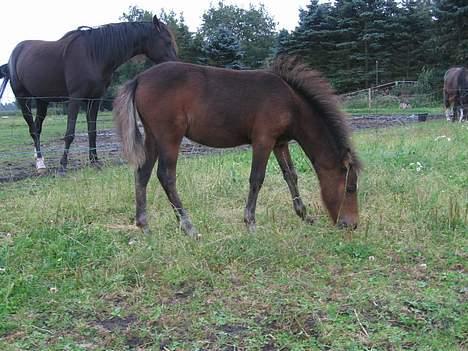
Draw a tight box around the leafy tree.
[158,10,201,63]
[120,5,153,22]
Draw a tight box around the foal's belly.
[185,128,250,149]
[185,132,250,148]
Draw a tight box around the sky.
[0,0,310,102]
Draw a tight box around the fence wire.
[0,93,448,184]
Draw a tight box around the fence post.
[368,88,372,110]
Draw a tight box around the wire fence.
[0,93,447,183]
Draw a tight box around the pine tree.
[433,0,468,65]
[202,25,243,69]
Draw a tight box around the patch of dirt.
[0,114,445,183]
[95,314,138,332]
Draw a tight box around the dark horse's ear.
[153,15,161,32]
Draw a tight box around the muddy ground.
[0,114,445,183]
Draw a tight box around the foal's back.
[134,62,299,148]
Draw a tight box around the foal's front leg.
[157,145,199,238]
[273,143,314,224]
[244,140,274,232]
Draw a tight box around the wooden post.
[368,88,372,109]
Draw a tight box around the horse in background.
[443,67,468,122]
[114,57,361,237]
[0,16,177,173]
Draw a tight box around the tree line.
[2,0,465,111]
[109,0,466,98]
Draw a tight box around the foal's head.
[144,15,178,63]
[319,150,360,229]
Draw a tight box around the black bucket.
[417,113,428,122]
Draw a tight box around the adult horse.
[444,67,468,122]
[0,16,177,173]
[114,57,361,237]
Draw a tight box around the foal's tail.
[0,63,10,100]
[113,78,146,168]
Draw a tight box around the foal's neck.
[295,116,342,172]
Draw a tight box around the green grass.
[346,106,443,116]
[0,112,114,154]
[0,121,466,350]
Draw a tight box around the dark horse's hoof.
[90,159,103,170]
[56,167,67,177]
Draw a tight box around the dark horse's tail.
[0,64,10,100]
[113,78,146,168]
[270,56,361,169]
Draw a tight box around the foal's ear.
[153,15,161,32]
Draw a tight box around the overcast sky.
[0,0,309,102]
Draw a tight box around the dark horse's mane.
[60,22,155,64]
[270,56,361,170]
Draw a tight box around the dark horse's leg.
[34,100,49,163]
[59,100,81,172]
[273,143,314,224]
[135,135,158,234]
[244,139,275,232]
[17,97,47,173]
[86,99,101,166]
[157,141,199,238]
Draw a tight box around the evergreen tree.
[200,2,276,68]
[433,0,468,65]
[202,25,243,69]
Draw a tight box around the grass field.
[0,112,114,154]
[0,121,466,350]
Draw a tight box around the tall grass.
[0,121,466,350]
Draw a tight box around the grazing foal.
[114,57,361,237]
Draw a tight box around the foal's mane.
[270,56,361,170]
[60,22,156,64]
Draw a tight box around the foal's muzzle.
[337,219,358,230]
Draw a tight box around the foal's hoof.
[56,167,67,176]
[304,215,315,225]
[181,221,201,239]
[141,226,152,235]
[246,222,256,233]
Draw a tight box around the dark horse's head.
[145,15,178,63]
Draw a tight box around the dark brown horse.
[114,57,361,237]
[0,16,177,173]
[444,67,468,122]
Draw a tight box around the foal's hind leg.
[157,143,199,238]
[244,139,275,232]
[273,143,314,224]
[135,136,158,234]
